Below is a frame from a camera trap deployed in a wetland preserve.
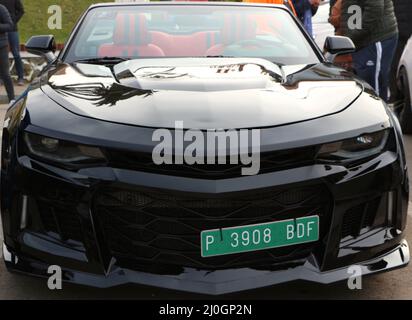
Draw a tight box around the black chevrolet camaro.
[1,2,410,295]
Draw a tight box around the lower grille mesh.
[37,199,83,242]
[341,197,380,238]
[95,185,332,270]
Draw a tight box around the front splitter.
[3,240,409,295]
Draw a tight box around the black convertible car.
[1,2,409,295]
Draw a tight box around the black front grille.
[105,146,318,179]
[95,185,331,270]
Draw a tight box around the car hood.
[42,58,363,129]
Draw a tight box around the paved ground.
[2,2,412,300]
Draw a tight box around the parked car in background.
[397,36,412,133]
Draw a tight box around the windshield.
[64,4,320,65]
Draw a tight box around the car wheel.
[398,67,412,134]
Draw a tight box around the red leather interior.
[205,15,257,56]
[150,31,220,56]
[99,13,165,57]
[99,13,258,57]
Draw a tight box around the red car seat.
[205,14,257,56]
[99,13,165,57]
[150,30,220,56]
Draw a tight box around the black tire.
[398,67,412,134]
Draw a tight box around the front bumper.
[3,240,409,295]
[1,148,410,294]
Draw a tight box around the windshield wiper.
[74,56,130,65]
[270,61,287,84]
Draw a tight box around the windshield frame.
[59,2,325,65]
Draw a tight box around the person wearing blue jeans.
[341,0,399,102]
[7,30,24,84]
[0,4,14,102]
[302,6,313,37]
[352,35,398,102]
[0,0,25,85]
[292,0,319,38]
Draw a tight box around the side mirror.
[324,36,356,63]
[25,35,57,62]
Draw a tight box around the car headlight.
[23,132,106,165]
[317,130,389,161]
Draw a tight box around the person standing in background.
[292,0,320,37]
[329,0,338,14]
[390,0,412,101]
[328,0,353,72]
[0,0,25,86]
[329,0,343,34]
[340,0,398,102]
[0,3,14,102]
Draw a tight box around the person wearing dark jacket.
[390,0,412,100]
[0,0,24,86]
[0,3,14,102]
[340,0,398,102]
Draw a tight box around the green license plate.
[201,215,319,258]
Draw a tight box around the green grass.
[19,0,242,44]
[19,0,113,44]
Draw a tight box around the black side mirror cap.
[324,36,356,63]
[26,35,57,62]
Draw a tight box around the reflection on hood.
[42,59,364,129]
[114,58,285,91]
[49,82,153,107]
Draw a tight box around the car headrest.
[221,14,257,45]
[113,13,150,46]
